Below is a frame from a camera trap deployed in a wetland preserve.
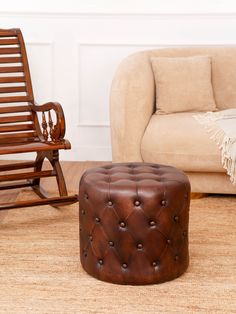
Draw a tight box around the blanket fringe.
[193,112,236,185]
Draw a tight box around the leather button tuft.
[84,193,89,200]
[134,200,140,206]
[152,261,158,267]
[174,215,179,222]
[108,201,113,206]
[137,243,143,249]
[183,230,187,237]
[109,241,114,247]
[81,209,85,215]
[149,220,156,226]
[167,239,171,244]
[119,221,126,228]
[89,235,93,241]
[161,200,167,206]
[95,217,100,223]
[122,263,128,269]
[98,259,103,265]
[175,255,179,261]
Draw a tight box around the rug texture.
[0,190,235,314]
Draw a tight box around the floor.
[0,161,235,313]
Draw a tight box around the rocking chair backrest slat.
[0,47,21,54]
[0,38,19,45]
[0,57,22,63]
[0,76,26,83]
[0,131,38,145]
[0,131,36,140]
[0,30,20,37]
[0,86,27,93]
[0,105,31,114]
[0,123,34,133]
[0,115,33,123]
[0,66,24,73]
[0,109,34,143]
[0,29,34,104]
[0,28,37,144]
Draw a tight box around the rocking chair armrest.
[31,102,66,140]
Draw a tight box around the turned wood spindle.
[42,111,48,141]
[48,111,54,141]
[52,124,60,141]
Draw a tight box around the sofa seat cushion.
[141,112,224,172]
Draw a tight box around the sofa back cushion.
[150,55,216,113]
[146,47,236,110]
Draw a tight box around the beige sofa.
[110,47,236,194]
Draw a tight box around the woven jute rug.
[0,190,235,314]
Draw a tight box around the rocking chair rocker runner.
[0,28,78,210]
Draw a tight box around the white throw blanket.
[194,108,236,185]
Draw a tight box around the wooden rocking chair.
[0,28,78,210]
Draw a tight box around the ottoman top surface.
[80,162,190,189]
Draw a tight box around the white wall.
[1,1,236,161]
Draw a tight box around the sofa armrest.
[110,52,155,162]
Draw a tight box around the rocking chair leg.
[32,152,45,187]
[47,150,68,197]
[27,150,77,209]
[32,151,50,199]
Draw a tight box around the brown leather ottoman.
[79,163,190,285]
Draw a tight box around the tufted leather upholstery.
[79,163,191,285]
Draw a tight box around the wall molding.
[77,42,236,47]
[77,42,115,127]
[26,41,53,45]
[26,41,55,100]
[78,124,110,128]
[1,11,236,19]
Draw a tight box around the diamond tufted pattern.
[79,163,190,285]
